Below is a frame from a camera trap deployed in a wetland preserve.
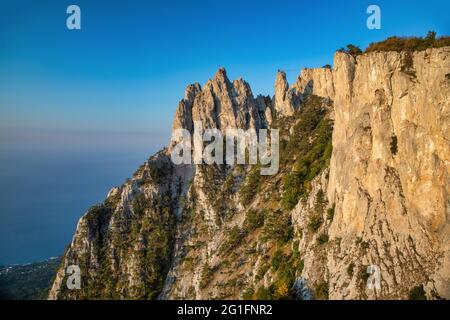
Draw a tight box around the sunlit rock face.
[326,48,450,299]
[292,67,335,99]
[274,70,301,117]
[172,68,265,133]
[49,47,450,300]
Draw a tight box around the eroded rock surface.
[49,47,450,300]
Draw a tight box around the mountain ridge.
[49,43,450,300]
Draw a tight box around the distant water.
[0,144,157,265]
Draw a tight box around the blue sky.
[0,0,449,149]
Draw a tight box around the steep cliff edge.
[49,47,450,300]
[325,48,450,298]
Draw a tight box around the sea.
[0,143,158,265]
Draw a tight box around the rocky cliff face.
[49,47,450,300]
[172,68,266,134]
[292,67,335,99]
[326,48,450,299]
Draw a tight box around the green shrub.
[315,282,329,300]
[270,251,301,300]
[314,189,326,214]
[280,96,333,211]
[274,279,292,299]
[347,262,355,277]
[244,209,264,232]
[390,135,398,155]
[242,287,255,300]
[360,241,370,252]
[271,250,285,271]
[317,233,329,244]
[277,262,297,291]
[256,263,270,282]
[401,52,416,78]
[297,259,304,274]
[409,285,427,300]
[145,161,172,184]
[240,169,261,206]
[281,174,303,210]
[326,205,335,221]
[263,211,293,244]
[365,31,450,53]
[223,174,235,195]
[360,267,370,283]
[338,44,362,58]
[200,263,214,289]
[255,286,273,300]
[308,215,323,232]
[220,226,245,256]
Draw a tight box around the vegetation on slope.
[52,31,449,299]
[204,95,334,300]
[339,31,450,60]
[57,157,177,300]
[54,93,334,300]
[336,32,449,64]
[0,257,61,300]
[169,94,334,300]
[278,95,333,211]
[365,31,450,53]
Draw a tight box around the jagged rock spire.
[292,67,335,99]
[274,70,300,116]
[171,83,201,133]
[170,67,269,143]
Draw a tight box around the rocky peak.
[255,94,273,127]
[274,70,300,116]
[184,83,202,102]
[171,67,267,141]
[50,44,450,301]
[292,67,335,99]
[275,70,289,93]
[171,84,201,136]
[213,67,230,84]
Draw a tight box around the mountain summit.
[49,44,450,300]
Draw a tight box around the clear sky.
[0,0,449,149]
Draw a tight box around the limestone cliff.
[49,46,450,300]
[292,67,335,99]
[326,48,450,298]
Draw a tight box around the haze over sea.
[0,132,162,265]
